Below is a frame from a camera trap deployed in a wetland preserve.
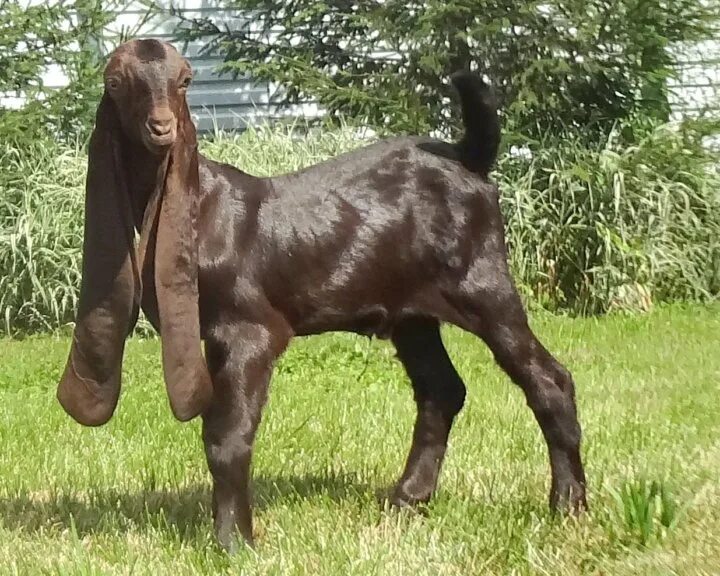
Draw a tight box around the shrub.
[0,1,152,144]
[498,119,720,313]
[0,123,364,335]
[0,139,85,333]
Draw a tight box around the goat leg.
[390,318,467,508]
[202,320,289,551]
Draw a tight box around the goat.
[57,39,587,551]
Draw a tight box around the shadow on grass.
[0,472,372,542]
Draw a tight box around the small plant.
[614,478,681,546]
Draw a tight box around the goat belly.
[283,297,394,338]
[338,305,392,338]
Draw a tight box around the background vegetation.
[1,121,719,335]
[0,0,719,335]
[1,0,110,142]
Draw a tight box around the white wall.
[670,38,720,119]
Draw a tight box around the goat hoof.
[215,523,254,553]
[387,486,431,516]
[550,481,588,515]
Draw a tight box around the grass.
[0,125,364,336]
[0,304,719,574]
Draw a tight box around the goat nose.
[146,114,174,136]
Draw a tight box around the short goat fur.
[58,39,588,551]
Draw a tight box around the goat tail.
[451,71,500,178]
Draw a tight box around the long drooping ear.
[152,104,213,421]
[57,95,140,426]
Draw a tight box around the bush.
[0,139,85,333]
[1,122,718,335]
[0,1,151,144]
[0,124,364,335]
[176,0,719,141]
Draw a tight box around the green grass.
[1,304,719,574]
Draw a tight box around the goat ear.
[57,94,140,426]
[153,105,213,421]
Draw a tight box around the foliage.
[0,123,363,335]
[0,0,148,143]
[175,0,719,140]
[1,121,718,334]
[0,1,158,332]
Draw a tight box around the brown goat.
[58,39,587,551]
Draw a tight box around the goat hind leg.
[390,318,467,508]
[461,287,587,512]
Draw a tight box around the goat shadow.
[0,472,374,542]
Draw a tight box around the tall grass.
[1,122,718,334]
[0,124,365,335]
[498,123,720,314]
[0,141,85,334]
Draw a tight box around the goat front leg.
[202,321,288,551]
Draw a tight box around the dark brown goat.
[57,39,587,551]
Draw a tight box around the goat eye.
[106,77,121,91]
[180,76,192,89]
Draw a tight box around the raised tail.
[451,72,500,177]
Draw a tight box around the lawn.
[0,304,718,575]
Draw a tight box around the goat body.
[196,137,496,338]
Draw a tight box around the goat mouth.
[142,131,176,153]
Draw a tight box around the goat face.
[103,39,193,153]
